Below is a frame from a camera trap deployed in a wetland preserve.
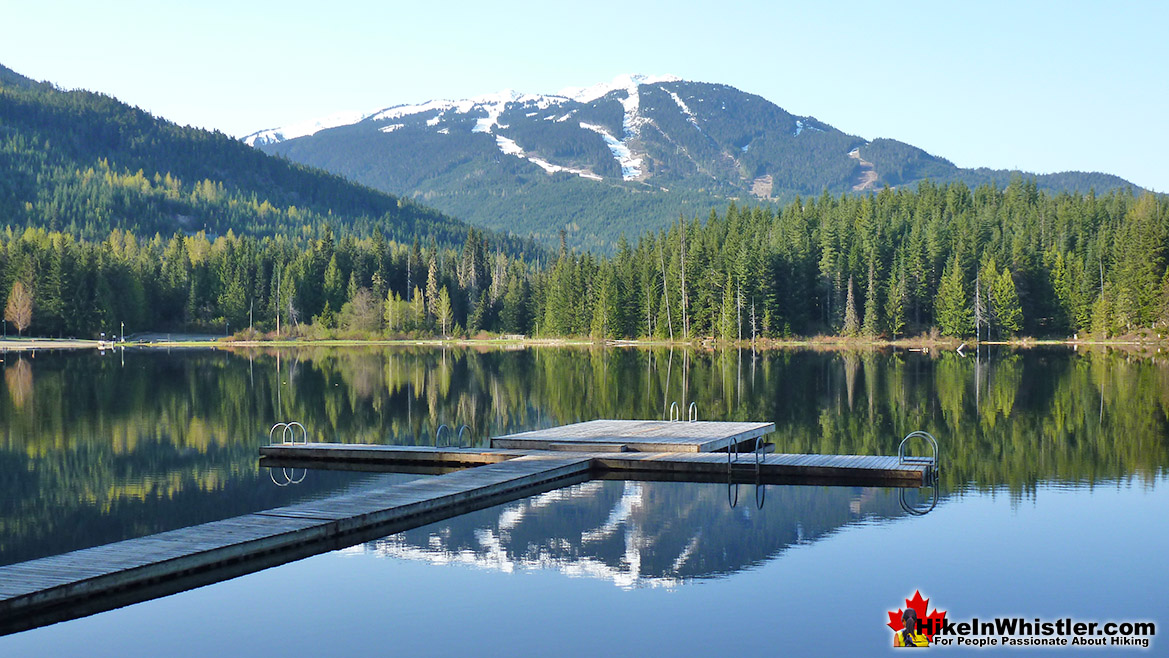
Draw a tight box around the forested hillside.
[3,180,1165,340]
[0,64,522,250]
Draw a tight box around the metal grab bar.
[669,402,680,422]
[898,431,939,466]
[269,421,308,445]
[457,424,472,448]
[727,434,765,476]
[435,424,452,448]
[688,402,698,422]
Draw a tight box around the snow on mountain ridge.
[558,73,680,104]
[243,74,681,146]
[242,109,371,146]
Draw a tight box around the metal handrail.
[688,402,698,422]
[457,424,472,448]
[269,421,308,445]
[898,430,938,466]
[669,402,680,422]
[727,434,765,476]
[435,424,452,448]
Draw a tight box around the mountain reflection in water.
[357,480,925,588]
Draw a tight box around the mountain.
[0,64,505,250]
[246,74,1138,250]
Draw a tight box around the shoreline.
[2,335,1166,353]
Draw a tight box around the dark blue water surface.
[0,346,1165,655]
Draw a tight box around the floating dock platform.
[0,419,936,635]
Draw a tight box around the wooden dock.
[261,444,933,486]
[490,419,774,452]
[0,456,590,635]
[0,419,936,635]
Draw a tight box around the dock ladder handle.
[727,434,765,478]
[688,402,698,423]
[898,431,938,466]
[457,424,472,448]
[435,424,452,448]
[267,422,308,486]
[269,421,308,445]
[669,402,680,422]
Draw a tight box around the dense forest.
[2,179,1166,340]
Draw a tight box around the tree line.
[2,179,1167,340]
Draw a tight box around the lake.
[0,345,1165,655]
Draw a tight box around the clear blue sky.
[2,0,1166,191]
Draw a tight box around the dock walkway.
[0,419,936,635]
[0,456,590,634]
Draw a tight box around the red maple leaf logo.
[887,590,947,642]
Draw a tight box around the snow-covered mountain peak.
[558,73,681,104]
[242,74,684,146]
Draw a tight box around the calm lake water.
[0,345,1165,655]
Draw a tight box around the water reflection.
[355,480,930,588]
[0,346,1165,568]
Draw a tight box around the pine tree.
[590,266,619,339]
[991,267,1023,335]
[425,258,439,323]
[861,262,879,338]
[935,255,973,337]
[885,263,906,340]
[718,273,736,341]
[410,286,425,331]
[323,254,343,313]
[841,275,860,337]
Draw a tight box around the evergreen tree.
[590,265,620,339]
[841,275,860,336]
[991,267,1023,336]
[935,255,973,337]
[861,262,879,337]
[425,258,439,323]
[718,273,736,341]
[885,262,906,339]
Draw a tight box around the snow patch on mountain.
[495,136,601,181]
[581,122,642,180]
[244,74,679,146]
[665,89,700,130]
[379,123,405,133]
[558,73,679,104]
[370,99,472,123]
[242,110,370,146]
